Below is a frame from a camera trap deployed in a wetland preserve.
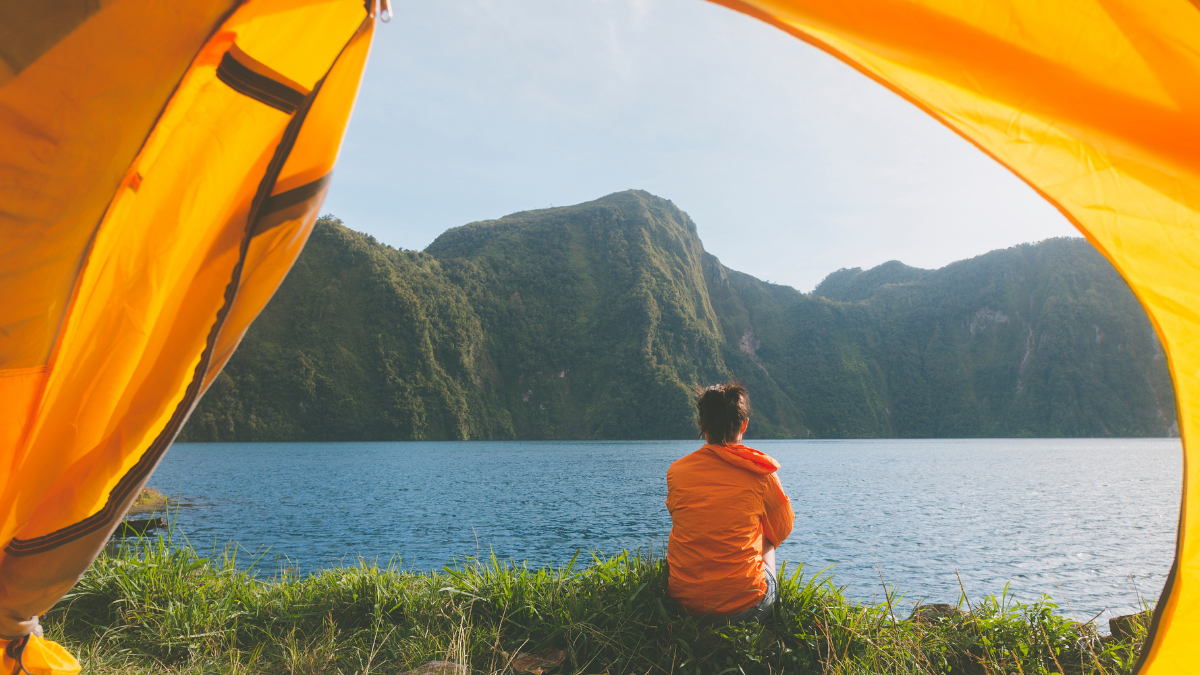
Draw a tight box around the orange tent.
[0,0,376,670]
[1,0,1197,671]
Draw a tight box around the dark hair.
[695,381,750,444]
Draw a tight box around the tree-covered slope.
[810,240,1175,437]
[183,224,513,442]
[180,191,1175,441]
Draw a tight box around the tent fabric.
[1,634,80,675]
[707,0,1200,671]
[0,0,375,651]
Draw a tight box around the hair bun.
[694,381,750,444]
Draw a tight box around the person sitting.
[666,381,795,623]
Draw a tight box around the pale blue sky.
[323,0,1078,292]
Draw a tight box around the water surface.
[151,438,1180,621]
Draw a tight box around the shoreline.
[143,438,1179,626]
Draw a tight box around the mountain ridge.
[180,190,1175,441]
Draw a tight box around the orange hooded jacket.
[666,443,795,616]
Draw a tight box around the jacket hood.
[702,443,780,475]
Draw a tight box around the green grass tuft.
[125,487,176,515]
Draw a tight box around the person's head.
[695,381,750,445]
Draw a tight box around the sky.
[323,0,1080,292]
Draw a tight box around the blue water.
[151,438,1180,621]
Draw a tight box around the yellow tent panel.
[710,0,1200,670]
[0,0,375,669]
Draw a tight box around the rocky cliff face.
[180,190,1175,441]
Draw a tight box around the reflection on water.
[151,438,1179,620]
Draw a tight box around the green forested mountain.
[180,190,1175,441]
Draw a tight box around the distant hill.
[180,190,1176,441]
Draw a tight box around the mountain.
[179,191,1175,441]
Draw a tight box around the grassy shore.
[125,488,176,515]
[46,536,1147,675]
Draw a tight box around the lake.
[150,438,1180,622]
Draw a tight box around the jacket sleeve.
[761,472,794,548]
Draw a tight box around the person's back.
[666,382,794,619]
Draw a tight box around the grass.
[44,535,1149,675]
[126,488,176,515]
